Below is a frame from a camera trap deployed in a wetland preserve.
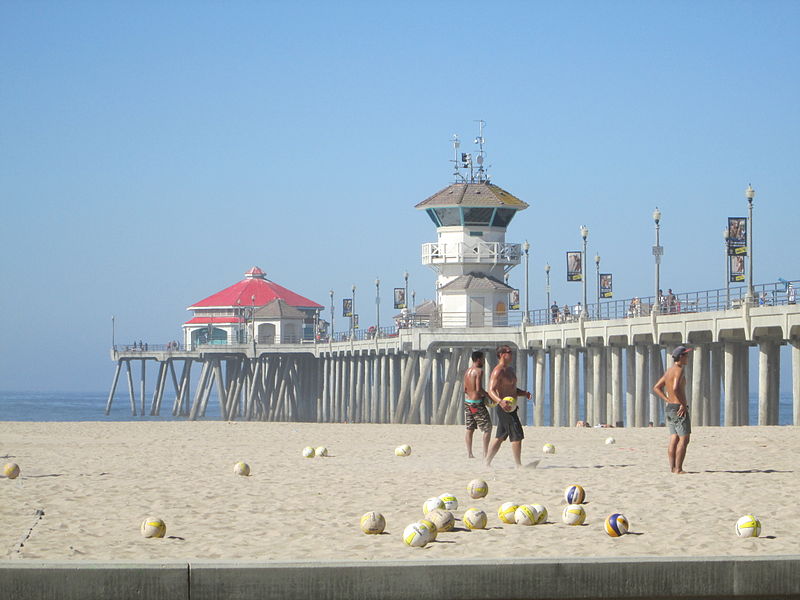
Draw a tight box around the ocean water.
[0,390,794,425]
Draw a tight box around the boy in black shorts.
[485,345,531,467]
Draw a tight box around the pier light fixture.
[251,294,256,352]
[652,208,663,314]
[329,290,334,341]
[545,263,551,317]
[523,241,530,324]
[595,254,601,319]
[375,278,380,337]
[351,285,356,339]
[723,228,730,309]
[745,184,755,302]
[580,226,589,319]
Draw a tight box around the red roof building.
[182,267,323,347]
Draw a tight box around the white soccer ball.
[315,446,328,457]
[402,522,428,547]
[463,508,488,530]
[3,462,20,479]
[438,493,458,511]
[735,515,762,538]
[140,517,166,538]
[514,504,540,526]
[302,447,316,458]
[233,461,250,476]
[395,444,412,457]
[542,443,556,454]
[467,478,488,499]
[498,502,519,524]
[562,504,586,526]
[531,503,548,524]
[605,437,616,445]
[427,509,455,532]
[360,511,386,534]
[423,497,445,515]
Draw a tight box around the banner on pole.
[727,217,748,256]
[510,289,520,310]
[343,298,353,317]
[730,255,745,282]
[393,288,406,309]
[600,273,613,298]
[567,251,582,281]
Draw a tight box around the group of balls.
[302,446,329,458]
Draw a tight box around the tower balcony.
[421,242,521,267]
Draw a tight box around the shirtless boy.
[485,345,532,467]
[652,345,692,474]
[463,351,491,458]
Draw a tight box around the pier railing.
[120,280,797,350]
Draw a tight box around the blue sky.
[1,1,798,392]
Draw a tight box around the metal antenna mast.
[474,119,487,183]
[450,134,465,182]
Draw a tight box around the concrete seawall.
[1,556,798,599]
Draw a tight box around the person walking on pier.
[485,345,532,468]
[652,345,692,474]
[463,351,492,459]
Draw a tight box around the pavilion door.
[469,297,485,327]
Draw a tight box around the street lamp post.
[580,225,589,319]
[723,228,730,309]
[523,241,530,324]
[595,254,601,319]
[329,289,334,341]
[351,284,356,339]
[251,294,256,354]
[375,278,380,337]
[545,264,551,318]
[653,208,662,314]
[745,184,755,303]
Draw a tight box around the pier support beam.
[552,348,564,427]
[635,345,648,427]
[568,348,579,427]
[793,339,800,426]
[724,342,736,426]
[534,350,545,427]
[625,346,635,427]
[610,346,622,427]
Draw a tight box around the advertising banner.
[343,298,353,317]
[730,255,745,282]
[567,251,582,282]
[727,217,748,256]
[510,289,520,310]
[600,273,613,298]
[393,288,406,309]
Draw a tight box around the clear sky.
[1,1,798,392]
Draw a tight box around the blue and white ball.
[604,513,629,537]
[564,484,586,504]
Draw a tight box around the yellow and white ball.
[140,517,166,538]
[233,461,250,476]
[419,518,438,542]
[395,444,412,457]
[302,446,316,458]
[467,478,488,499]
[605,437,616,445]
[562,504,586,526]
[402,522,429,547]
[360,511,386,534]
[531,503,548,524]
[502,395,517,409]
[315,446,328,457]
[542,443,556,454]
[463,508,488,530]
[438,493,458,511]
[423,497,445,514]
[514,504,540,526]
[427,509,455,532]
[735,515,762,538]
[498,502,519,524]
[3,462,20,479]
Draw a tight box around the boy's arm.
[652,373,669,403]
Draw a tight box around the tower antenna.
[450,134,465,182]
[474,119,487,183]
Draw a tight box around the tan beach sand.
[1,422,798,561]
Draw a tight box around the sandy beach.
[1,422,798,562]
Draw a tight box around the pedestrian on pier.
[485,345,531,468]
[550,301,559,323]
[652,345,692,474]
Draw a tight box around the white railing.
[421,242,521,266]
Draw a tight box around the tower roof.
[438,272,514,293]
[415,182,528,210]
[187,267,323,310]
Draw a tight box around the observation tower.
[415,122,529,327]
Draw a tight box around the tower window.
[492,208,516,227]
[434,207,461,226]
[463,207,493,225]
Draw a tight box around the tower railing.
[422,241,521,266]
